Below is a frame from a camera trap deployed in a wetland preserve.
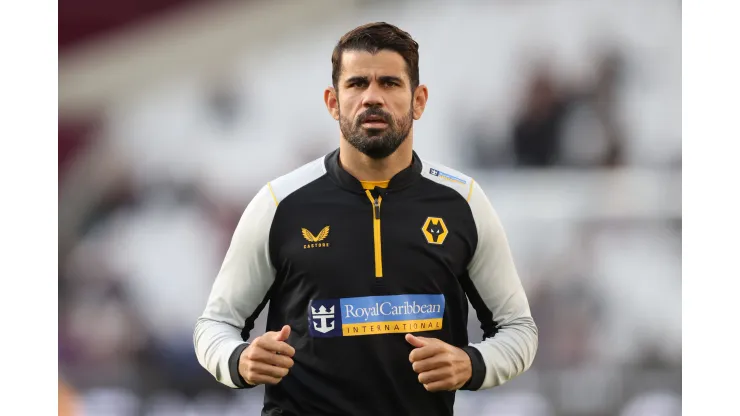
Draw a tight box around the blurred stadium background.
[58,0,681,415]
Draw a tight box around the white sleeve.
[193,184,278,388]
[463,181,538,390]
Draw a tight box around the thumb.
[275,325,291,342]
[405,333,428,348]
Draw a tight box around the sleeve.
[459,181,539,391]
[193,184,278,388]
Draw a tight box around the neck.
[339,134,414,182]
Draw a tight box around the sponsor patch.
[308,294,445,337]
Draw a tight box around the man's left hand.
[405,333,472,392]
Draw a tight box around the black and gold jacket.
[194,148,538,416]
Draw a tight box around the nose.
[361,82,385,108]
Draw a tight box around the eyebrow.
[379,75,404,85]
[345,76,369,86]
[344,75,405,86]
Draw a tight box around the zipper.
[364,189,383,278]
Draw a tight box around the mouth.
[360,115,388,128]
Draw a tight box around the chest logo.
[422,217,448,245]
[302,226,330,249]
[311,305,336,334]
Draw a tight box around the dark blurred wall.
[59,0,210,51]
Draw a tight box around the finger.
[248,347,295,368]
[248,361,291,379]
[245,372,283,386]
[405,333,428,348]
[423,380,454,392]
[417,368,452,385]
[254,337,296,357]
[411,356,447,374]
[409,345,443,363]
[274,325,291,342]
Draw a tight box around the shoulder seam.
[466,178,475,203]
[268,156,327,204]
[267,182,279,206]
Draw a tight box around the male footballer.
[194,22,538,416]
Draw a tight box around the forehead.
[339,49,409,81]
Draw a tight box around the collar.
[324,148,422,194]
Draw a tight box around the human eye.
[348,79,368,88]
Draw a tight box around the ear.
[324,87,340,120]
[412,84,429,120]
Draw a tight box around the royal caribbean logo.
[308,294,445,338]
[311,304,336,334]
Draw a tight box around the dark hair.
[331,22,420,91]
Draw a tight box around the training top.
[194,148,538,416]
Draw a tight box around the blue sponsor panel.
[308,294,445,338]
[340,294,445,324]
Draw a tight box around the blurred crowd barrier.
[59,0,681,415]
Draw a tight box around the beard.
[339,104,413,160]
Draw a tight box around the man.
[194,22,538,416]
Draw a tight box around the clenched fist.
[406,333,472,392]
[239,325,295,386]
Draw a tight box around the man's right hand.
[239,325,295,386]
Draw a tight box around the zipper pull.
[373,187,386,219]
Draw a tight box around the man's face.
[333,50,417,159]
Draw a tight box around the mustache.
[356,108,392,124]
